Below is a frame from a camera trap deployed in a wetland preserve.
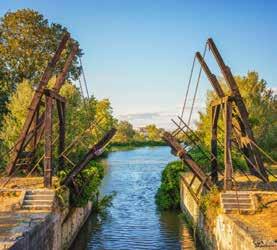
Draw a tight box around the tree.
[113,120,136,143]
[145,124,162,141]
[0,9,81,122]
[196,71,277,162]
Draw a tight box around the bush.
[199,186,221,229]
[59,161,105,207]
[155,161,184,210]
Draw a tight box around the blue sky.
[1,1,277,128]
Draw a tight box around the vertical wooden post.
[30,105,40,153]
[57,101,65,170]
[44,96,53,188]
[211,105,220,184]
[224,100,233,190]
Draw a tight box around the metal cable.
[180,56,196,122]
[187,43,208,126]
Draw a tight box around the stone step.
[222,198,252,204]
[223,203,252,209]
[21,205,52,210]
[25,194,54,200]
[224,209,252,214]
[221,193,250,199]
[25,190,54,195]
[23,200,52,206]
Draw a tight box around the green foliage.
[112,121,165,150]
[196,71,277,164]
[0,80,34,150]
[113,120,135,143]
[65,162,104,207]
[0,9,81,123]
[144,124,164,141]
[199,186,221,229]
[155,161,184,210]
[91,191,116,216]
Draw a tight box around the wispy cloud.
[116,105,205,129]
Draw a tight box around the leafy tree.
[0,9,81,122]
[113,120,135,143]
[0,80,33,150]
[145,124,162,141]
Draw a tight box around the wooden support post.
[57,101,65,170]
[211,105,220,184]
[44,96,53,188]
[29,105,41,159]
[224,100,233,190]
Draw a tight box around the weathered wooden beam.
[195,52,225,98]
[61,128,117,186]
[44,89,66,103]
[211,105,220,184]
[44,96,53,188]
[207,38,268,181]
[211,95,235,107]
[224,100,233,190]
[162,131,212,189]
[6,33,70,175]
[180,174,200,204]
[57,101,65,171]
[53,43,79,92]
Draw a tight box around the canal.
[70,146,196,250]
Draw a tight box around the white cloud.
[116,104,205,130]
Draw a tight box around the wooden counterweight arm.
[53,43,79,92]
[162,131,212,189]
[195,52,225,98]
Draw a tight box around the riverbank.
[109,140,166,152]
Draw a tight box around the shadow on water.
[70,146,198,250]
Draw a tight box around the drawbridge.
[162,38,276,204]
[0,33,116,191]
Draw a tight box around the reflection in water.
[70,146,196,250]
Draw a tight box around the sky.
[1,1,277,129]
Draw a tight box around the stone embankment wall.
[180,173,274,250]
[8,189,93,250]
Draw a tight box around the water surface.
[70,146,196,250]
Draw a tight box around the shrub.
[155,160,184,210]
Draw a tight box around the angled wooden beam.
[44,89,66,103]
[195,52,225,98]
[61,128,117,186]
[53,43,79,92]
[162,131,212,189]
